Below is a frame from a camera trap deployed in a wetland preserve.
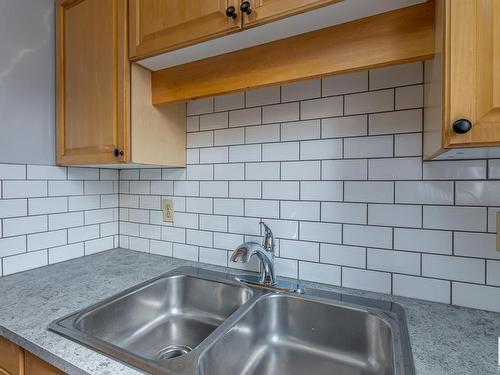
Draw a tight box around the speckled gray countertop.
[0,248,498,375]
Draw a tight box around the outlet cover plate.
[163,199,174,222]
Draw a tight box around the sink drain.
[155,344,193,360]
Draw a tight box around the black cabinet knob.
[452,119,472,134]
[240,1,252,15]
[113,149,124,157]
[226,6,237,19]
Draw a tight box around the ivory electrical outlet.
[163,199,174,222]
[497,212,500,251]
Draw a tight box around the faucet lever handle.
[259,221,274,252]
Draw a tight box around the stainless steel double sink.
[49,267,414,375]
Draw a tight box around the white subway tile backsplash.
[280,239,319,261]
[281,201,320,221]
[369,158,422,180]
[282,79,321,102]
[214,164,244,180]
[452,283,500,313]
[300,222,341,244]
[487,261,500,286]
[4,181,47,198]
[368,204,421,228]
[49,212,83,230]
[320,244,366,268]
[455,181,500,206]
[262,181,299,200]
[344,135,393,159]
[453,232,498,260]
[322,159,367,180]
[301,181,343,201]
[187,131,214,148]
[262,142,299,161]
[229,107,261,127]
[344,181,394,203]
[300,96,343,120]
[3,250,47,276]
[321,202,367,224]
[200,112,228,131]
[342,268,391,294]
[229,144,261,162]
[343,224,392,249]
[395,181,454,205]
[246,86,280,107]
[423,160,486,180]
[345,89,394,115]
[245,199,280,219]
[263,102,299,124]
[394,228,452,255]
[49,243,84,264]
[0,199,27,218]
[215,92,244,112]
[214,198,244,216]
[395,85,423,110]
[281,161,320,180]
[368,248,420,275]
[321,115,367,138]
[393,275,450,303]
[299,261,341,285]
[0,236,27,257]
[27,165,66,180]
[246,162,280,180]
[423,206,486,232]
[322,71,368,96]
[369,109,422,135]
[187,97,213,115]
[246,124,279,144]
[281,120,320,141]
[300,139,342,160]
[394,133,422,157]
[4,216,47,236]
[423,254,484,283]
[0,164,26,179]
[370,62,423,90]
[229,181,261,198]
[3,62,498,311]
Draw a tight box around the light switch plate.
[497,212,500,251]
[163,199,174,222]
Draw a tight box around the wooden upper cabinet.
[424,0,500,159]
[129,0,242,60]
[241,0,341,28]
[56,0,129,165]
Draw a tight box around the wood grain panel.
[129,0,241,60]
[443,0,500,148]
[0,336,24,375]
[56,0,130,165]
[24,353,64,375]
[152,2,435,105]
[242,0,342,28]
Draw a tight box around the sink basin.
[198,294,395,375]
[50,271,252,371]
[49,267,413,375]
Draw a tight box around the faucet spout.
[230,222,276,285]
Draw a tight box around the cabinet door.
[444,0,500,148]
[129,0,242,59]
[0,337,24,375]
[24,353,64,375]
[241,0,341,28]
[56,0,130,165]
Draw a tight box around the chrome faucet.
[230,221,276,285]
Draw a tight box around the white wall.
[0,0,55,165]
